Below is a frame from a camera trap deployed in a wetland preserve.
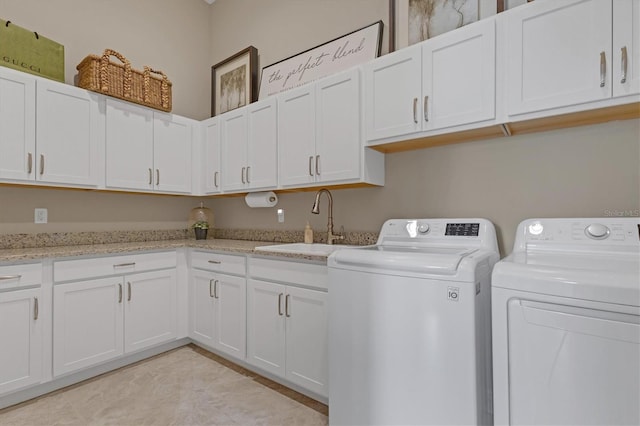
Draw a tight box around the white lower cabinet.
[189,251,247,360]
[0,287,43,395]
[247,257,328,397]
[53,255,177,377]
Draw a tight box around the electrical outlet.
[34,208,48,224]
[277,208,285,223]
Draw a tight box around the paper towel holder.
[245,191,278,208]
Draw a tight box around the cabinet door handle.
[308,156,314,176]
[148,168,153,185]
[27,153,33,174]
[208,260,221,264]
[213,280,219,299]
[246,166,251,184]
[424,95,429,122]
[285,294,291,317]
[315,155,320,176]
[214,171,219,188]
[33,297,39,320]
[278,293,284,316]
[113,262,135,268]
[621,46,628,84]
[0,275,21,281]
[39,154,45,175]
[156,169,160,186]
[413,97,418,124]
[127,281,132,301]
[118,283,123,303]
[600,51,606,87]
[241,167,246,184]
[209,279,215,298]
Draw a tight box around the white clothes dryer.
[328,218,500,426]
[492,218,640,425]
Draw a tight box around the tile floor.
[0,345,328,426]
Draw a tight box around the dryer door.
[507,299,640,425]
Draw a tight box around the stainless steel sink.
[254,243,359,257]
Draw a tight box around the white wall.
[0,0,638,256]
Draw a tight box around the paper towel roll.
[245,191,278,208]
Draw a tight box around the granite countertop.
[0,239,333,263]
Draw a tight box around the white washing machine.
[492,218,640,425]
[328,218,500,425]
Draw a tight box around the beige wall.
[0,0,212,119]
[0,1,638,256]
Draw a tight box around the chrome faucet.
[311,188,345,245]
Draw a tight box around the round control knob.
[417,223,430,234]
[585,223,610,240]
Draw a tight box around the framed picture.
[392,0,480,50]
[211,46,258,117]
[258,21,383,100]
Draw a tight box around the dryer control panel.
[515,218,640,251]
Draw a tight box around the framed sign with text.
[258,21,383,100]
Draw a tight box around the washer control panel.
[518,218,639,248]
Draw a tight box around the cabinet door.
[613,0,640,97]
[190,269,217,348]
[202,117,222,194]
[422,19,496,130]
[364,44,422,141]
[220,108,248,192]
[316,68,361,183]
[105,99,154,191]
[215,273,246,359]
[506,0,612,116]
[124,269,177,353]
[285,286,328,397]
[36,79,101,186]
[0,288,42,395]
[53,277,124,376]
[153,113,193,194]
[247,98,278,190]
[0,68,36,182]
[247,279,286,377]
[277,85,317,187]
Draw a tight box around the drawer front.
[54,251,177,282]
[249,257,327,290]
[191,251,246,276]
[0,263,42,290]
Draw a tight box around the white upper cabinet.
[422,19,496,130]
[279,68,382,188]
[36,79,101,186]
[505,0,639,118]
[105,98,193,194]
[0,67,35,182]
[153,113,193,194]
[0,68,100,187]
[220,98,278,193]
[201,116,222,194]
[613,0,640,98]
[365,18,497,144]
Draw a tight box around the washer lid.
[329,245,477,275]
[492,251,640,307]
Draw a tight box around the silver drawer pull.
[246,166,251,184]
[241,167,246,184]
[39,154,45,175]
[209,279,215,298]
[599,51,606,87]
[113,262,135,268]
[127,281,132,301]
[0,275,22,281]
[278,293,284,316]
[424,95,429,122]
[285,294,291,317]
[34,297,39,320]
[148,168,153,185]
[156,169,160,186]
[27,153,33,174]
[208,260,221,264]
[213,280,219,299]
[308,156,314,176]
[315,155,320,176]
[413,97,418,123]
[214,171,219,188]
[118,283,123,303]
[621,46,628,84]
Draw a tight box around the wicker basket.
[76,49,172,112]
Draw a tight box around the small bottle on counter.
[304,222,314,244]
